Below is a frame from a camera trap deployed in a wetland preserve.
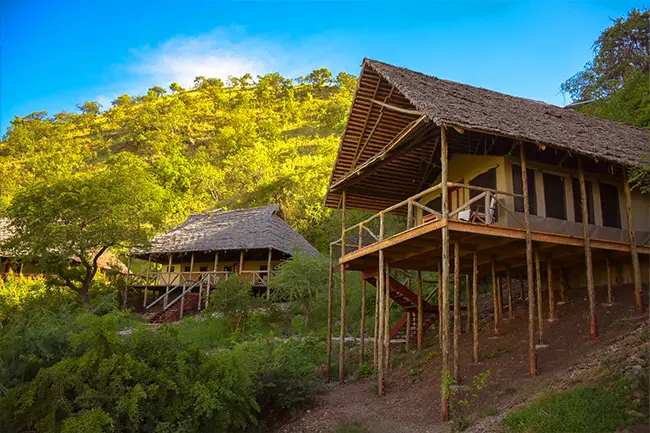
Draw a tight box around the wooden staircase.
[361,270,439,340]
[145,293,200,324]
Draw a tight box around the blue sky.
[1,0,644,134]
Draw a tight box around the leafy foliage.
[207,274,258,332]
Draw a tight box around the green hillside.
[0,70,356,251]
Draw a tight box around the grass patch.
[502,384,640,432]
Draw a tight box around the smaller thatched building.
[128,205,318,321]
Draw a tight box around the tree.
[169,82,184,93]
[2,153,170,302]
[147,86,166,99]
[111,94,132,107]
[268,252,328,325]
[301,68,333,88]
[561,8,649,102]
[207,275,257,332]
[76,101,102,115]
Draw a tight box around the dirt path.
[279,284,648,433]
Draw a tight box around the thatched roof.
[142,205,318,256]
[0,218,127,273]
[325,59,650,210]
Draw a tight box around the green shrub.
[356,363,375,378]
[206,275,257,332]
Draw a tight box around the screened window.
[571,178,595,224]
[167,265,175,272]
[199,266,208,272]
[543,173,567,220]
[512,165,537,215]
[469,168,497,215]
[599,183,621,228]
[184,265,191,272]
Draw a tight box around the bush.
[207,275,257,332]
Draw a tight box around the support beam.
[491,260,500,336]
[465,274,471,333]
[373,274,380,368]
[453,241,461,382]
[238,250,244,275]
[578,158,598,339]
[384,262,391,371]
[623,167,643,312]
[189,252,195,281]
[326,244,334,382]
[360,278,367,364]
[472,252,479,364]
[440,126,451,421]
[417,270,423,351]
[520,143,537,376]
[377,249,385,395]
[438,260,442,350]
[339,191,347,383]
[405,311,411,352]
[266,248,273,299]
[506,267,513,319]
[535,251,544,344]
[606,255,613,306]
[547,258,555,322]
[143,254,151,307]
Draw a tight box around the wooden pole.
[496,274,503,320]
[440,126,451,421]
[266,248,273,299]
[373,278,380,368]
[326,244,334,382]
[405,311,411,352]
[623,166,643,312]
[506,267,513,319]
[559,267,566,304]
[189,252,195,282]
[606,255,613,305]
[465,274,471,333]
[535,251,544,344]
[520,143,537,376]
[472,251,479,364]
[417,270,423,351]
[165,254,172,308]
[339,191,347,383]
[438,260,442,350]
[519,276,525,302]
[547,258,555,321]
[453,241,461,382]
[578,158,598,339]
[144,254,151,307]
[491,260,500,336]
[238,250,244,275]
[377,249,385,395]
[384,262,391,370]
[360,278,367,364]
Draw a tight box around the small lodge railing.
[334,182,525,254]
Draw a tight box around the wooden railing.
[130,269,272,289]
[335,182,524,254]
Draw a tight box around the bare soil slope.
[279,284,648,433]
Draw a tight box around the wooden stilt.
[535,251,544,344]
[520,143,537,376]
[266,248,273,299]
[491,260,500,336]
[373,277,380,368]
[472,251,479,364]
[360,278,367,364]
[238,250,244,275]
[143,254,151,307]
[547,258,555,321]
[453,241,461,381]
[405,311,411,352]
[496,275,503,320]
[438,260,442,350]
[578,158,598,339]
[339,191,347,383]
[506,267,513,319]
[465,274,471,333]
[326,245,334,382]
[623,167,643,312]
[559,267,566,304]
[377,249,385,395]
[165,254,172,308]
[606,255,613,305]
[417,270,423,351]
[384,262,391,370]
[440,126,451,421]
[189,252,195,281]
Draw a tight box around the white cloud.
[127,27,280,89]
